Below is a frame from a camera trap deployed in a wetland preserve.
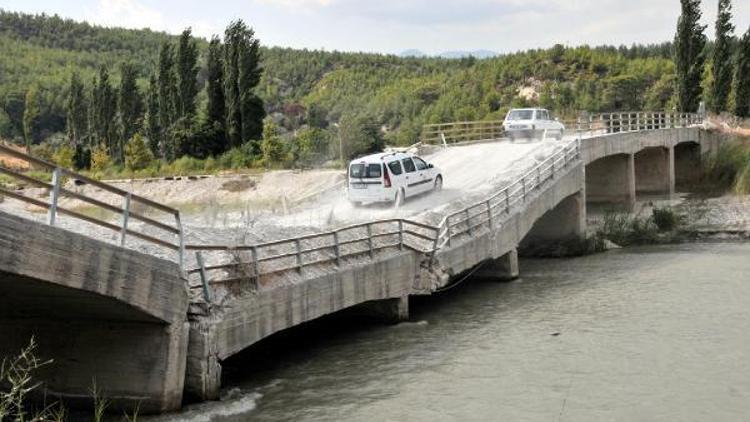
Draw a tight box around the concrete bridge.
[0,113,725,412]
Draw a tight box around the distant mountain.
[399,49,498,59]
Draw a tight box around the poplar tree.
[117,62,143,162]
[735,28,750,118]
[224,20,265,150]
[207,36,226,128]
[176,28,199,119]
[92,66,116,156]
[22,87,40,153]
[66,72,88,147]
[711,0,734,113]
[674,0,707,112]
[157,42,178,159]
[145,74,161,156]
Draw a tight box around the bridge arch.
[674,141,702,191]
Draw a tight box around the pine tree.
[674,0,707,112]
[22,87,40,153]
[145,74,161,157]
[224,20,265,150]
[66,72,88,147]
[735,27,750,118]
[117,62,143,163]
[207,36,226,127]
[711,0,734,113]
[157,42,178,159]
[124,133,154,171]
[176,28,199,119]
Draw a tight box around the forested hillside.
[0,10,690,173]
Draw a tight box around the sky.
[1,0,749,55]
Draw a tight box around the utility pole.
[333,122,344,168]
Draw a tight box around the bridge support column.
[476,249,519,282]
[351,296,409,324]
[184,315,222,402]
[585,153,635,210]
[635,147,674,197]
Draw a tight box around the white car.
[347,152,443,206]
[503,108,565,140]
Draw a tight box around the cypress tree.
[117,62,143,163]
[93,66,116,157]
[146,74,161,156]
[66,72,88,147]
[735,28,750,118]
[207,36,226,127]
[224,20,265,150]
[157,42,178,159]
[674,0,707,112]
[711,0,734,113]
[22,87,40,154]
[176,28,199,119]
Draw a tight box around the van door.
[401,157,419,197]
[411,156,433,194]
[386,159,405,196]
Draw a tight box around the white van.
[503,108,565,140]
[347,152,443,206]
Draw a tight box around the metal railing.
[0,144,185,268]
[421,112,704,145]
[421,120,505,145]
[186,219,438,298]
[434,139,580,250]
[576,112,703,135]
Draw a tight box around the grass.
[700,136,750,194]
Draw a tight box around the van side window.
[388,160,403,175]
[402,158,416,173]
[413,157,428,170]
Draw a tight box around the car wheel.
[394,188,405,208]
[434,176,443,192]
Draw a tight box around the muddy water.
[156,242,750,421]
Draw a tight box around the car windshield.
[349,163,382,179]
[506,110,534,121]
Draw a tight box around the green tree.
[117,62,143,162]
[207,36,226,127]
[339,114,384,160]
[224,20,265,150]
[91,66,117,156]
[124,133,154,170]
[711,0,734,113]
[22,87,40,153]
[158,41,178,159]
[674,0,707,112]
[260,118,284,167]
[735,27,750,117]
[66,72,88,147]
[176,28,199,119]
[145,74,161,156]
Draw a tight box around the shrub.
[124,133,154,171]
[652,207,683,231]
[52,144,75,169]
[90,143,110,173]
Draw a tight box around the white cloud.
[83,0,221,38]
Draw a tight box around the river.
[157,241,750,421]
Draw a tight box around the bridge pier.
[634,146,674,197]
[585,153,636,210]
[349,296,410,324]
[475,249,519,281]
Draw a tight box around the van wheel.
[434,176,443,192]
[394,189,405,208]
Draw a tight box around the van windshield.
[506,110,534,121]
[349,163,382,179]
